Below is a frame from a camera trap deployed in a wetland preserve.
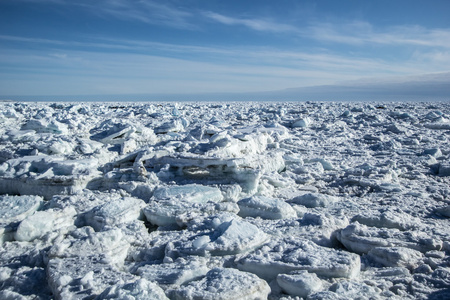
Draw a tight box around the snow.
[97,279,169,300]
[276,270,323,297]
[0,101,450,299]
[169,268,270,300]
[288,192,338,208]
[15,207,76,242]
[135,257,209,288]
[0,195,42,224]
[237,195,297,219]
[236,237,361,281]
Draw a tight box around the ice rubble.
[0,101,450,299]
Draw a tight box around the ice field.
[0,100,449,299]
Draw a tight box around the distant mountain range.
[248,72,450,102]
[2,72,449,102]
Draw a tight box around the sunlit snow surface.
[1,101,450,299]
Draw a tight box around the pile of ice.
[0,101,449,299]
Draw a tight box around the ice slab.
[47,256,136,300]
[152,184,223,203]
[367,246,423,269]
[288,192,338,208]
[328,280,384,299]
[291,117,311,128]
[169,268,270,300]
[0,156,101,199]
[166,214,269,257]
[237,195,296,220]
[15,207,76,242]
[149,151,285,192]
[84,197,145,231]
[143,185,236,227]
[277,270,323,298]
[351,209,420,231]
[135,257,209,288]
[0,195,42,224]
[438,163,450,176]
[436,206,450,218]
[47,227,130,267]
[22,119,69,135]
[337,223,443,254]
[237,238,360,281]
[97,279,168,300]
[155,119,184,134]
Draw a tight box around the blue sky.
[1,0,450,98]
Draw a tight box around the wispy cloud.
[308,22,450,48]
[10,0,195,29]
[93,0,194,29]
[2,33,449,77]
[202,10,450,49]
[203,11,298,33]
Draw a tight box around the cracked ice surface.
[0,101,450,299]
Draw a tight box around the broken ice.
[0,101,449,299]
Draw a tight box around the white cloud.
[202,10,450,49]
[8,0,195,29]
[203,11,298,33]
[307,22,450,48]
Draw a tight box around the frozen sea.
[0,100,449,299]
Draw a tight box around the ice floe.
[168,268,270,300]
[0,101,449,299]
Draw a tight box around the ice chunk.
[0,156,101,199]
[438,163,450,177]
[436,206,450,218]
[169,268,270,300]
[237,238,360,281]
[97,279,168,300]
[22,119,68,135]
[151,151,284,193]
[329,280,383,299]
[15,207,76,242]
[337,223,443,254]
[367,246,423,269]
[351,209,419,231]
[306,158,335,171]
[152,184,223,203]
[47,256,136,300]
[0,195,42,224]
[143,200,237,227]
[166,215,268,257]
[277,270,323,297]
[90,121,136,144]
[174,202,240,227]
[386,123,406,134]
[155,119,184,134]
[202,217,268,256]
[292,117,311,128]
[288,193,337,208]
[136,257,209,288]
[143,184,229,227]
[422,148,442,158]
[84,197,145,231]
[48,139,75,155]
[48,227,130,267]
[237,196,296,220]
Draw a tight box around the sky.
[1,0,450,100]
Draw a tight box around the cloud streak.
[9,0,195,29]
[203,11,450,49]
[203,11,298,33]
[2,33,449,97]
[307,22,450,48]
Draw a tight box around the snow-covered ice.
[0,101,449,299]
